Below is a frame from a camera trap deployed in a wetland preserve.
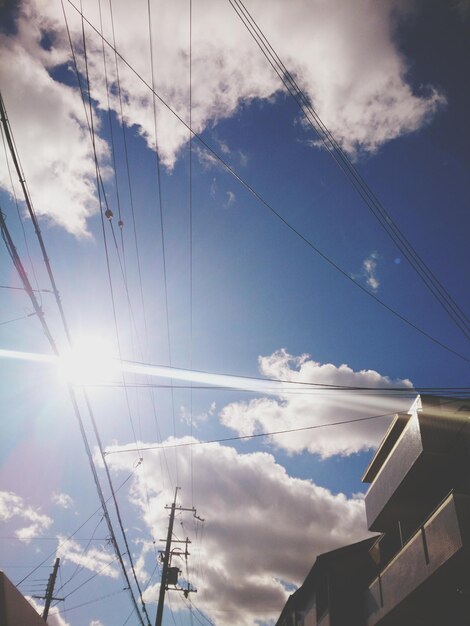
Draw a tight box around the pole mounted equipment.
[155,488,202,626]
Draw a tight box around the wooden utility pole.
[155,489,202,626]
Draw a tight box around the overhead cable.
[0,114,44,304]
[104,0,176,497]
[63,1,470,365]
[0,284,52,293]
[118,356,468,392]
[99,0,175,549]
[84,381,470,397]
[228,0,470,341]
[104,410,398,456]
[15,470,135,587]
[0,94,147,623]
[146,0,180,483]
[68,12,153,624]
[47,588,127,619]
[0,311,36,326]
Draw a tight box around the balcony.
[363,397,470,532]
[366,492,470,626]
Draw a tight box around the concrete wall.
[0,571,45,626]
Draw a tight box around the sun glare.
[59,336,119,385]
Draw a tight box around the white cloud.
[27,596,72,626]
[132,537,154,585]
[0,0,444,234]
[106,438,372,626]
[210,177,217,198]
[219,349,413,458]
[56,535,119,579]
[214,137,249,169]
[0,1,110,237]
[217,139,231,155]
[180,401,216,427]
[46,610,71,626]
[362,251,380,291]
[225,191,236,207]
[51,492,74,509]
[89,621,104,626]
[193,144,222,170]
[0,490,52,543]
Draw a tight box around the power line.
[106,0,173,495]
[228,0,470,341]
[0,537,108,542]
[97,0,124,254]
[53,516,105,595]
[146,0,180,485]
[0,196,147,624]
[15,470,134,587]
[61,10,177,598]
[189,0,195,518]
[63,1,470,365]
[0,93,69,345]
[117,356,469,393]
[79,381,470,396]
[60,12,153,624]
[1,341,467,395]
[0,311,36,326]
[60,2,173,550]
[47,588,127,618]
[60,554,120,600]
[178,597,215,626]
[0,211,56,349]
[0,285,52,293]
[82,0,171,574]
[78,1,143,452]
[0,116,44,305]
[105,214,164,554]
[104,410,398,456]
[97,0,175,502]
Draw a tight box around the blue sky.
[0,1,469,625]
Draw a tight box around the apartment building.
[275,537,376,626]
[275,395,470,626]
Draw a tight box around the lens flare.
[58,337,118,385]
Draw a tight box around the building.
[275,395,470,626]
[275,538,376,626]
[0,570,45,626]
[364,394,470,625]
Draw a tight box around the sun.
[59,335,119,386]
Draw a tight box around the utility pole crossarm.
[164,506,196,512]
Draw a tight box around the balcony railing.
[366,491,470,626]
[364,412,423,531]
